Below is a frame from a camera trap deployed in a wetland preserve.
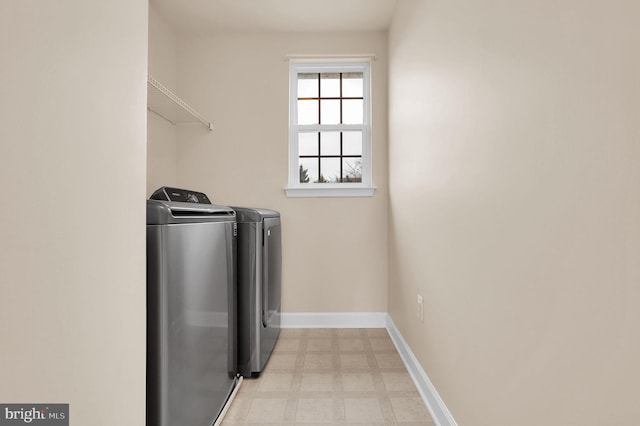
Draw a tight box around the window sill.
[284,185,376,198]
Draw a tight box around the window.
[286,61,375,197]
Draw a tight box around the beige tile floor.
[222,328,435,425]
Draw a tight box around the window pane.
[298,73,318,98]
[299,132,318,156]
[342,72,363,97]
[320,132,340,155]
[299,158,318,184]
[342,158,363,182]
[319,158,340,183]
[298,100,318,125]
[320,73,340,97]
[342,99,363,124]
[342,131,362,156]
[320,99,340,124]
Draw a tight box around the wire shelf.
[147,75,213,131]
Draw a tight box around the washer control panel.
[150,186,212,204]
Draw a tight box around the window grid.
[298,132,362,183]
[297,73,364,183]
[297,74,364,124]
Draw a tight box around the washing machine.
[233,207,281,377]
[147,187,238,426]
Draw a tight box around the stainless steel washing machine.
[147,187,238,426]
[233,207,281,377]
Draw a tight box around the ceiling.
[150,0,399,34]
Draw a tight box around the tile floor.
[221,328,435,425]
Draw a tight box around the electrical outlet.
[417,294,424,322]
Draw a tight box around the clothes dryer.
[233,207,281,377]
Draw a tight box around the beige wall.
[171,32,389,312]
[147,5,179,196]
[0,1,147,424]
[388,0,640,424]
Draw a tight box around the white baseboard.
[386,315,457,426]
[281,312,387,328]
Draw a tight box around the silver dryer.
[233,207,281,377]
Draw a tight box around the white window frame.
[285,61,376,198]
